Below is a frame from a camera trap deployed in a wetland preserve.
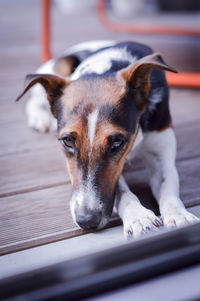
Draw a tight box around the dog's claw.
[127,230,132,236]
[123,210,163,240]
[127,230,133,240]
[127,230,133,236]
[153,218,163,227]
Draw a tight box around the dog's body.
[17,41,199,238]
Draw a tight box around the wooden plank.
[125,155,200,210]
[129,120,200,171]
[170,89,200,127]
[188,205,200,217]
[1,121,200,197]
[175,121,200,161]
[0,185,80,255]
[0,148,67,197]
[0,185,120,255]
[0,121,58,156]
[0,155,199,255]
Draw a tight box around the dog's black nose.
[76,212,101,230]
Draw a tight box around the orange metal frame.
[96,0,200,88]
[41,0,200,88]
[97,0,200,36]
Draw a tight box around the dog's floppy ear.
[16,74,69,118]
[117,53,177,110]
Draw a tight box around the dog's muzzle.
[75,208,102,230]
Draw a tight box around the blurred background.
[1,0,200,75]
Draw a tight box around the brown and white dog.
[17,41,199,239]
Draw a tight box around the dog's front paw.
[123,208,162,240]
[162,207,199,228]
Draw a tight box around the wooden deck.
[0,0,200,256]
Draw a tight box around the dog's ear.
[16,74,69,118]
[117,53,177,110]
[54,55,80,77]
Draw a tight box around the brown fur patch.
[60,77,125,115]
[89,122,127,167]
[66,158,79,187]
[54,57,77,77]
[98,131,138,196]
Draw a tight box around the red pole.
[42,0,51,62]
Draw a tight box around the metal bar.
[97,0,200,36]
[96,0,200,89]
[42,0,51,62]
[0,223,200,300]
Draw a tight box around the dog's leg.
[141,128,199,228]
[115,175,162,239]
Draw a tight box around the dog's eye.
[111,139,124,151]
[109,135,126,155]
[63,137,73,148]
[59,135,75,154]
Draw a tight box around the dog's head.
[17,53,176,230]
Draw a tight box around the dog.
[16,40,199,239]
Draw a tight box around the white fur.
[70,172,105,229]
[36,59,56,74]
[72,108,100,215]
[71,170,100,214]
[116,128,199,239]
[71,47,137,80]
[78,175,99,211]
[115,175,161,239]
[140,129,199,228]
[70,195,79,228]
[88,109,99,150]
[64,40,116,55]
[148,88,164,111]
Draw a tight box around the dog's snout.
[76,211,101,230]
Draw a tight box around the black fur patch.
[68,41,171,132]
